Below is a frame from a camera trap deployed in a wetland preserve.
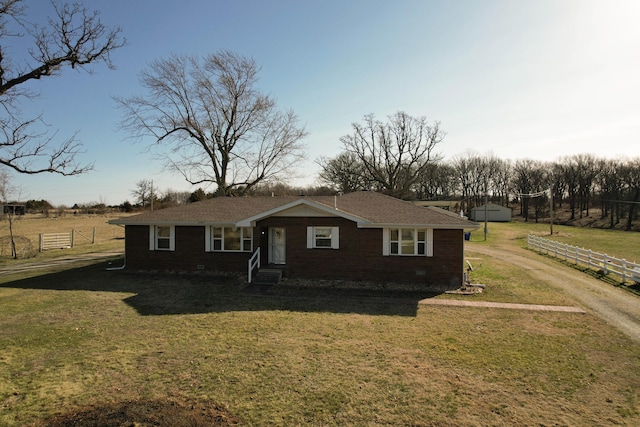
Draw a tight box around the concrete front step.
[252,268,282,285]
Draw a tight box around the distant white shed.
[470,204,512,222]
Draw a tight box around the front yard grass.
[2,256,640,426]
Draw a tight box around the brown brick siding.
[257,217,463,285]
[125,221,464,286]
[125,225,248,272]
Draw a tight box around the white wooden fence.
[39,233,72,251]
[527,234,640,284]
[38,228,96,251]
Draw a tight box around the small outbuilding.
[470,204,511,222]
[1,204,25,216]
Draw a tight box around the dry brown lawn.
[0,260,639,426]
[0,220,639,425]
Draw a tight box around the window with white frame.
[207,226,253,252]
[149,225,175,251]
[306,226,339,249]
[383,228,432,256]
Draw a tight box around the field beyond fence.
[0,213,127,260]
[527,234,640,285]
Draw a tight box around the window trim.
[306,226,339,249]
[205,226,253,252]
[383,228,432,257]
[149,225,175,251]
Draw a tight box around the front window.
[390,228,427,255]
[150,225,174,251]
[307,226,339,249]
[211,226,252,252]
[314,227,333,248]
[156,226,171,249]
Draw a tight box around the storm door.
[269,227,286,264]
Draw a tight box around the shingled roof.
[110,191,479,230]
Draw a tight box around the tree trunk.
[8,215,16,259]
[610,201,615,228]
[626,204,635,231]
[626,190,640,231]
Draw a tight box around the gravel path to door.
[466,241,640,343]
[419,298,586,313]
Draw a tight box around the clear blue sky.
[9,0,640,206]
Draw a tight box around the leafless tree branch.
[116,50,307,196]
[0,0,125,175]
[339,111,444,199]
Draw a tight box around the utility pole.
[150,179,154,211]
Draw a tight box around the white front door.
[269,227,286,264]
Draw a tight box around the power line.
[515,189,549,198]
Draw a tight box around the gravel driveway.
[467,241,640,343]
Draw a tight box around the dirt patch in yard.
[29,397,241,427]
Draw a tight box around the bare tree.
[490,157,511,207]
[621,158,640,231]
[0,170,19,258]
[414,162,457,200]
[317,152,371,194]
[451,151,500,208]
[450,152,473,212]
[511,159,542,221]
[597,158,625,227]
[550,162,567,210]
[116,51,307,196]
[575,154,599,218]
[161,189,191,206]
[131,179,154,209]
[0,0,125,175]
[339,112,444,199]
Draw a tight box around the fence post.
[588,250,593,269]
[92,227,96,244]
[622,259,627,283]
[603,254,608,274]
[39,234,43,252]
[71,229,75,248]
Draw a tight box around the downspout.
[106,253,126,271]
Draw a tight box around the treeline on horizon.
[10,152,640,231]
[316,151,640,231]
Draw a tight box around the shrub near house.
[110,191,479,287]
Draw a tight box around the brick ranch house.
[110,191,479,286]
